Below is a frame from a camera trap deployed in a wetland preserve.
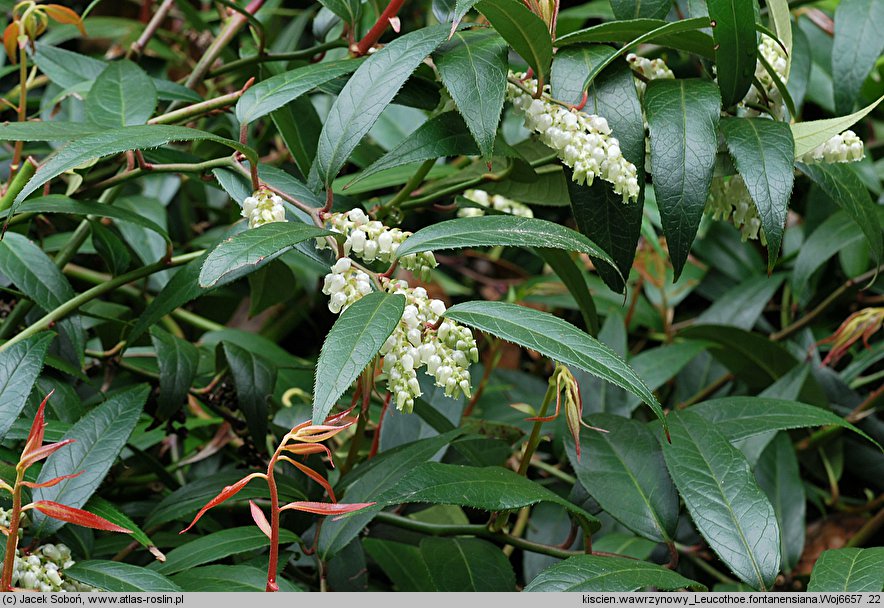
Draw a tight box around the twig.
[353,0,406,56]
[127,0,176,60]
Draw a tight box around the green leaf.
[662,410,780,590]
[557,18,715,58]
[524,555,706,592]
[645,79,721,278]
[318,0,361,26]
[86,60,157,128]
[0,122,104,141]
[32,385,150,537]
[421,538,515,591]
[558,47,646,291]
[445,301,666,428]
[84,496,158,555]
[797,163,882,268]
[696,273,786,330]
[154,527,298,575]
[609,0,671,20]
[691,397,877,447]
[222,342,276,443]
[64,561,182,592]
[755,433,805,573]
[363,539,435,591]
[719,118,795,269]
[807,548,884,592]
[397,216,615,269]
[9,125,257,211]
[475,0,553,86]
[90,220,131,276]
[314,25,450,186]
[151,326,199,420]
[791,94,884,158]
[565,414,678,543]
[707,0,758,106]
[377,462,600,531]
[791,211,866,298]
[272,96,322,177]
[832,0,884,114]
[198,222,334,288]
[171,565,301,592]
[767,0,792,72]
[0,333,53,441]
[313,292,405,424]
[536,248,599,335]
[235,60,360,124]
[318,431,461,559]
[348,112,478,187]
[435,30,507,160]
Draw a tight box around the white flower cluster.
[626,53,674,94]
[7,544,94,592]
[321,257,373,314]
[380,279,478,412]
[706,176,766,243]
[458,189,533,218]
[741,34,789,119]
[506,72,640,202]
[317,208,437,280]
[798,130,864,164]
[242,187,286,229]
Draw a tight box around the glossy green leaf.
[662,411,780,590]
[807,548,884,592]
[318,0,361,26]
[236,60,359,124]
[222,341,276,443]
[767,0,792,72]
[32,385,150,536]
[707,0,758,106]
[609,0,671,20]
[697,274,786,330]
[832,0,884,114]
[445,301,666,428]
[435,30,507,160]
[151,326,199,420]
[645,79,720,278]
[348,112,478,187]
[86,60,157,128]
[691,397,876,447]
[155,527,298,575]
[313,292,405,423]
[90,220,131,276]
[791,94,884,158]
[171,565,301,592]
[314,25,449,186]
[85,496,158,555]
[363,539,435,591]
[65,561,181,592]
[791,211,866,298]
[537,248,598,335]
[565,414,678,543]
[475,0,552,87]
[719,118,795,269]
[524,555,706,592]
[797,163,882,268]
[421,537,515,591]
[0,333,54,441]
[318,431,461,559]
[755,433,805,573]
[199,222,333,288]
[398,216,615,269]
[0,122,104,141]
[557,18,714,58]
[377,462,600,531]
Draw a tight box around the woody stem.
[0,471,24,591]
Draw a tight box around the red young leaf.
[279,456,337,502]
[22,390,54,460]
[21,471,83,489]
[43,5,87,35]
[20,439,75,469]
[249,500,272,539]
[3,22,18,62]
[30,501,132,532]
[279,501,375,518]
[180,472,265,533]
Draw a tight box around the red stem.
[354,0,406,56]
[265,452,281,592]
[0,473,23,591]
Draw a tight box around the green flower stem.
[381,158,436,211]
[84,156,237,193]
[0,157,37,212]
[208,40,349,77]
[517,381,557,476]
[0,251,204,353]
[149,89,250,126]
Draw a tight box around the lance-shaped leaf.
[790,93,884,158]
[279,501,376,515]
[155,527,299,576]
[319,0,361,25]
[645,79,720,278]
[610,0,671,20]
[314,25,450,186]
[151,326,199,420]
[180,472,266,533]
[86,60,157,128]
[222,342,276,444]
[0,333,53,441]
[30,501,132,533]
[475,0,552,87]
[557,18,714,58]
[422,537,516,591]
[755,433,805,574]
[249,501,272,539]
[524,555,706,592]
[707,0,758,107]
[444,301,666,430]
[807,548,884,592]
[65,562,182,593]
[313,292,405,424]
[719,117,795,269]
[832,0,884,115]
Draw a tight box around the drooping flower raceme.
[626,53,674,94]
[317,208,437,280]
[321,257,373,314]
[381,279,478,412]
[8,544,94,592]
[242,187,286,229]
[705,176,765,243]
[741,34,789,119]
[506,72,640,203]
[798,130,864,164]
[459,189,533,218]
